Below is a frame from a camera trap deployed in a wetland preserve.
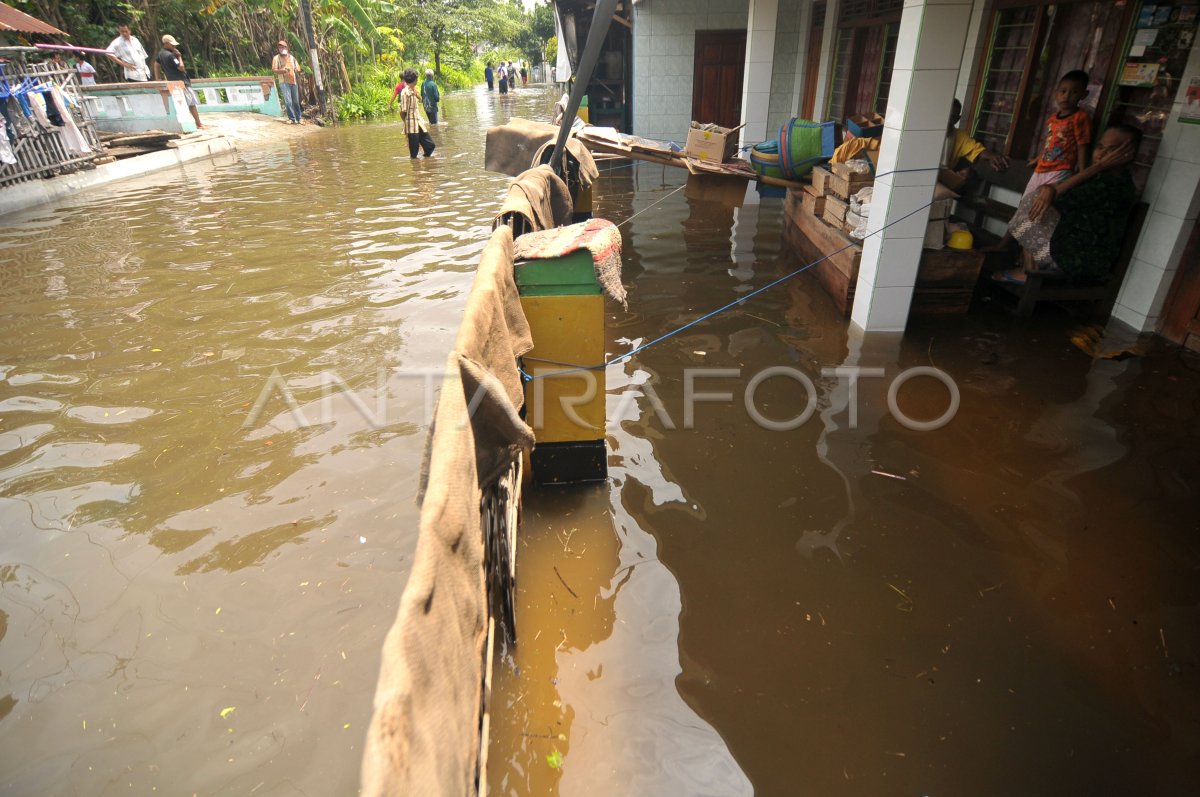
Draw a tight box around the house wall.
[631,0,749,143]
[766,0,805,137]
[1113,37,1200,332]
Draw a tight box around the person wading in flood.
[390,68,435,159]
[421,69,441,125]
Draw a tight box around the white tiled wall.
[1111,38,1200,332]
[741,0,780,145]
[766,0,804,139]
[632,0,749,143]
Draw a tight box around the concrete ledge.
[0,135,236,220]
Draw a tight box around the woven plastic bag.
[778,119,837,179]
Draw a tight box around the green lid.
[515,250,601,296]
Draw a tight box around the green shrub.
[336,81,394,121]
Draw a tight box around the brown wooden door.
[692,30,746,129]
[1158,218,1200,351]
[801,4,825,119]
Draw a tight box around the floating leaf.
[546,749,563,770]
[219,707,236,719]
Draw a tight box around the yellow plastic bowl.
[947,229,974,251]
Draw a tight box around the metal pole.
[298,0,326,117]
[547,0,619,178]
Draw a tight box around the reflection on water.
[488,163,1200,795]
[0,85,556,794]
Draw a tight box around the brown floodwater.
[0,84,558,795]
[487,165,1200,795]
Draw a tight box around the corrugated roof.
[0,2,67,36]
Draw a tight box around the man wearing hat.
[154,35,203,130]
[272,40,303,124]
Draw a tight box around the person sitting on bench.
[994,124,1140,286]
[940,98,1009,192]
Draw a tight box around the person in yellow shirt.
[941,99,1008,190]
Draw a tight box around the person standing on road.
[420,69,441,125]
[154,35,203,129]
[106,23,150,82]
[272,40,303,124]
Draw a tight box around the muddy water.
[488,164,1200,795]
[0,85,556,794]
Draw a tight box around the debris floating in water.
[871,469,907,481]
[219,707,236,719]
[546,749,564,770]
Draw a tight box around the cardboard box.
[685,124,738,163]
[823,195,849,226]
[924,218,946,250]
[929,197,954,220]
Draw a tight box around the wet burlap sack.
[361,226,533,796]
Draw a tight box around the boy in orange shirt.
[1024,69,1092,196]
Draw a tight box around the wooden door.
[1158,218,1200,351]
[801,3,825,119]
[692,30,746,129]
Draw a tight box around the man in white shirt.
[106,23,150,82]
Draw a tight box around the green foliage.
[30,0,550,120]
[545,35,557,65]
[430,62,484,91]
[335,80,393,120]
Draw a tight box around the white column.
[812,0,839,119]
[740,0,779,148]
[789,0,815,117]
[955,0,991,119]
[1112,38,1200,332]
[850,0,975,333]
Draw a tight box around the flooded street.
[2,79,1198,796]
[487,166,1200,795]
[0,85,555,794]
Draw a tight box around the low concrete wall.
[0,135,235,220]
[82,77,283,135]
[83,81,197,134]
[193,78,284,117]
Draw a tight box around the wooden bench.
[991,202,1150,317]
[952,163,1149,318]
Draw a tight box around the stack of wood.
[808,162,874,235]
[97,130,222,162]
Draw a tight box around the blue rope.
[520,165,944,383]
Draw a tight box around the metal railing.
[0,52,102,190]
